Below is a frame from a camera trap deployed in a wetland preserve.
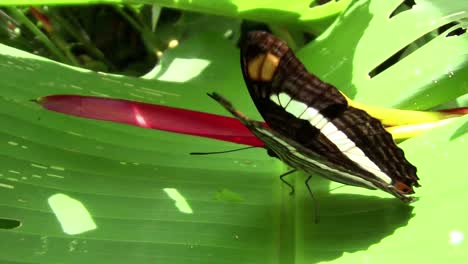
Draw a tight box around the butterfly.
[209,31,420,203]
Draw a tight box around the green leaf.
[0,41,284,263]
[298,0,468,109]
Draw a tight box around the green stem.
[113,5,159,55]
[5,6,69,63]
[48,8,115,69]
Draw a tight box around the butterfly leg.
[279,169,296,195]
[305,175,320,224]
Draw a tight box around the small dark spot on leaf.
[0,218,21,229]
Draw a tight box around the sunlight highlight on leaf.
[48,194,97,235]
[0,183,14,189]
[156,58,211,82]
[163,188,193,214]
[449,230,464,245]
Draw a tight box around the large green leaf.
[0,40,284,263]
[298,0,468,109]
[1,2,467,264]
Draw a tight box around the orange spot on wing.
[261,53,280,81]
[247,53,280,82]
[247,54,265,81]
[394,181,414,194]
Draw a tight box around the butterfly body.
[211,31,420,203]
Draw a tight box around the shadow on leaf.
[450,119,468,140]
[300,193,414,263]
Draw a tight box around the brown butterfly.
[209,31,420,203]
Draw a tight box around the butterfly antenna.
[190,146,258,155]
[305,175,320,224]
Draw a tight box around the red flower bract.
[34,94,266,147]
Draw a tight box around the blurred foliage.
[0,2,338,75]
[0,5,192,74]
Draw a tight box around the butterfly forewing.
[215,31,419,202]
[240,32,347,113]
